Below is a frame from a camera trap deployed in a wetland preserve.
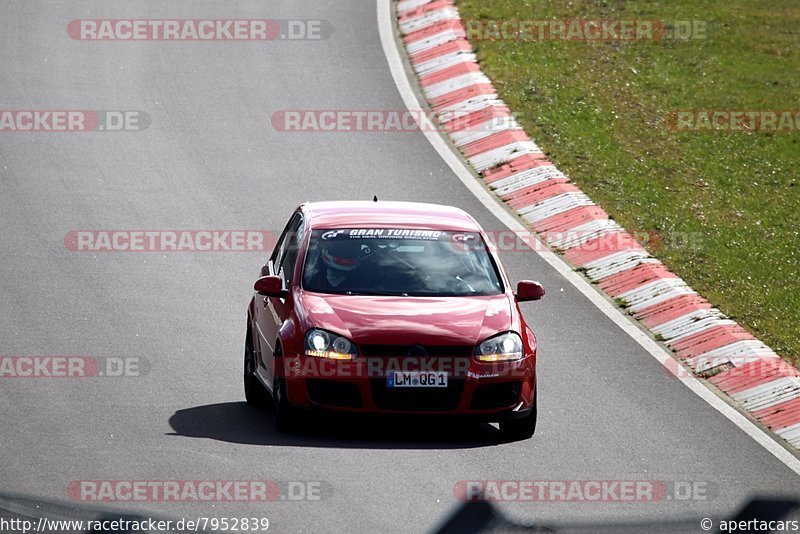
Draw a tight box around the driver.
[318,239,363,290]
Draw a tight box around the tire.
[244,319,268,406]
[271,345,297,432]
[272,375,293,432]
[500,392,537,440]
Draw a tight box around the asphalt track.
[0,1,798,533]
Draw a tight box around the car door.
[254,212,303,386]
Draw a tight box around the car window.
[302,228,503,296]
[271,213,302,267]
[274,214,303,287]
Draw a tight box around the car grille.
[360,344,473,358]
[361,344,473,380]
[361,345,472,411]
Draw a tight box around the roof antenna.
[373,195,378,202]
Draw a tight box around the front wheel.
[500,393,537,441]
[272,375,293,432]
[271,345,299,432]
[244,319,268,406]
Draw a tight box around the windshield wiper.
[456,275,476,292]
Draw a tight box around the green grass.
[456,0,800,365]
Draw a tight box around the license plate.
[387,371,448,388]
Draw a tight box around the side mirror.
[254,275,286,298]
[515,280,545,302]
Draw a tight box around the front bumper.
[278,353,536,420]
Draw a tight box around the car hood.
[296,291,515,346]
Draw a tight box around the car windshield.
[302,228,503,296]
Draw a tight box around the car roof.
[302,201,482,232]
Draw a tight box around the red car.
[244,201,545,439]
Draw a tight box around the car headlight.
[475,332,524,362]
[304,329,358,360]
